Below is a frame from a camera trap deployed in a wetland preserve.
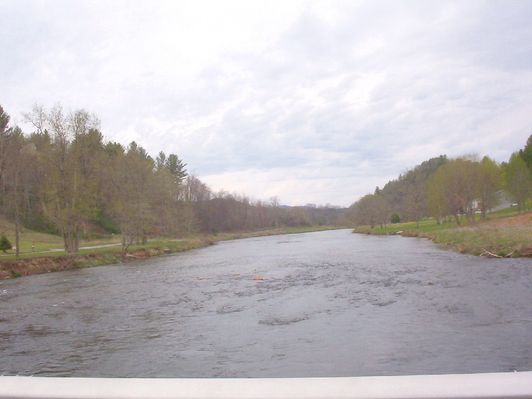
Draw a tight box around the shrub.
[390,213,401,224]
[0,235,12,253]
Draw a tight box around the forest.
[1,102,531,260]
[0,104,344,257]
[348,136,532,228]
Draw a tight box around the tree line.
[348,136,532,228]
[0,104,344,256]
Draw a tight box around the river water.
[1,229,531,377]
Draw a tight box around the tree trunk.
[142,230,147,245]
[15,211,20,258]
[63,225,79,254]
[14,171,20,258]
[121,234,127,262]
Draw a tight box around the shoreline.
[352,213,532,258]
[0,226,343,281]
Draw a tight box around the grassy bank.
[0,237,213,280]
[0,225,342,280]
[353,211,532,258]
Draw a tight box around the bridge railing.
[1,371,531,399]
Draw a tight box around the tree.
[477,156,502,218]
[380,155,447,223]
[428,158,480,225]
[0,105,9,132]
[0,107,39,257]
[24,105,102,253]
[505,153,532,213]
[165,154,187,185]
[519,134,532,172]
[404,180,426,227]
[4,127,30,257]
[105,141,159,254]
[0,105,11,210]
[348,193,389,228]
[0,235,12,253]
[155,151,167,171]
[1,101,348,252]
[179,175,211,233]
[426,169,448,224]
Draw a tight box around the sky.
[1,0,532,207]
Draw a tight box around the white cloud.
[1,0,532,206]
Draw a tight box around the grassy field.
[0,218,125,256]
[0,219,65,253]
[353,208,532,257]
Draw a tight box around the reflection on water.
[0,229,531,377]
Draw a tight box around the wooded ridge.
[0,104,344,258]
[347,136,532,228]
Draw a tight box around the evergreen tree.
[0,235,12,253]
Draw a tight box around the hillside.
[0,217,64,254]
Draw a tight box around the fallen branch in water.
[480,249,515,258]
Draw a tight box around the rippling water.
[1,229,531,377]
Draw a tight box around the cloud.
[1,0,532,206]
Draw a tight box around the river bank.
[0,225,342,280]
[353,213,532,258]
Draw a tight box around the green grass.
[0,217,124,256]
[0,218,64,253]
[353,206,525,236]
[429,225,531,257]
[353,207,532,257]
[0,237,210,261]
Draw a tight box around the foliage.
[348,156,447,228]
[0,235,12,252]
[349,135,531,228]
[477,156,502,218]
[426,157,483,224]
[504,152,532,212]
[348,193,389,228]
[0,103,345,255]
[390,213,400,224]
[518,134,532,171]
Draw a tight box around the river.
[1,229,531,377]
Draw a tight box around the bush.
[0,235,12,253]
[390,213,401,224]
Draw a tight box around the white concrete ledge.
[0,372,531,399]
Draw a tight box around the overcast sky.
[1,0,532,206]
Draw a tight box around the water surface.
[1,229,531,377]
